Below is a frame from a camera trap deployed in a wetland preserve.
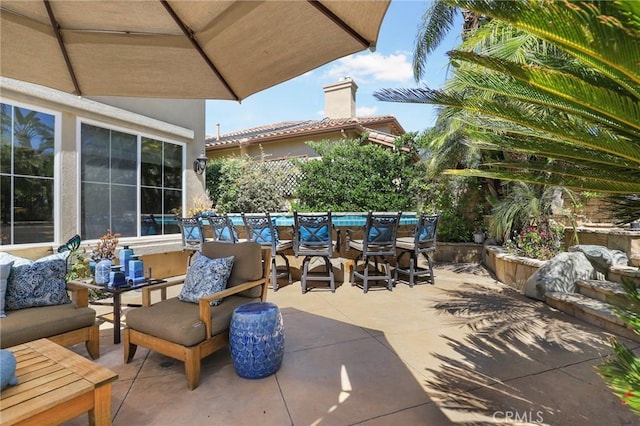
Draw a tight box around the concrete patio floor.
[66,264,639,425]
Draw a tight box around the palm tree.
[413,0,486,81]
[376,0,640,222]
[377,0,640,413]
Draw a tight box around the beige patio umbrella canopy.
[0,0,390,99]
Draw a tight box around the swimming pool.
[225,212,419,227]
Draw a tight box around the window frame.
[0,98,62,249]
[76,117,186,241]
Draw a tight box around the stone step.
[545,292,640,342]
[606,264,640,286]
[575,279,637,311]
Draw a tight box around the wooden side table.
[0,339,118,425]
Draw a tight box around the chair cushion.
[300,224,329,243]
[0,261,13,318]
[275,240,293,252]
[368,226,393,243]
[0,304,96,348]
[3,252,71,311]
[348,240,365,252]
[178,254,234,305]
[249,221,279,246]
[418,224,437,241]
[125,296,260,347]
[395,237,416,251]
[216,227,239,242]
[201,241,264,298]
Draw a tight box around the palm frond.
[413,1,459,81]
[376,87,640,163]
[607,195,640,224]
[466,131,637,170]
[482,160,640,185]
[449,50,640,136]
[449,0,640,97]
[447,168,640,194]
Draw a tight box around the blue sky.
[205,0,463,137]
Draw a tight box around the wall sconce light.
[193,151,208,175]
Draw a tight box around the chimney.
[323,77,358,119]
[216,123,220,140]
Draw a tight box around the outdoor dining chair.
[242,212,292,291]
[347,211,401,293]
[177,216,205,266]
[200,212,239,243]
[293,211,336,294]
[395,212,440,287]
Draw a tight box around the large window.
[0,103,55,245]
[81,123,183,239]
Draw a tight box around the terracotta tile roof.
[205,116,405,150]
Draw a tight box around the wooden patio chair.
[123,241,271,390]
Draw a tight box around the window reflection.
[81,124,183,239]
[0,103,55,245]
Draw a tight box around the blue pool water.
[225,213,418,227]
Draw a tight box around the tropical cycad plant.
[375,0,640,414]
[376,0,640,222]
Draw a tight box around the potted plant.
[472,215,487,244]
[90,229,120,285]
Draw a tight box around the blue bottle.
[119,245,134,279]
[128,255,146,285]
[109,265,127,288]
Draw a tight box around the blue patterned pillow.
[5,252,71,311]
[178,254,234,306]
[0,261,14,318]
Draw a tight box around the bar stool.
[242,212,292,291]
[293,211,336,294]
[347,211,401,293]
[201,212,239,243]
[177,216,205,266]
[395,212,440,286]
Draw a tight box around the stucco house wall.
[1,78,206,252]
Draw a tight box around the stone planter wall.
[565,227,640,267]
[433,242,483,263]
[484,246,545,292]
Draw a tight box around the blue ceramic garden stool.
[230,302,284,379]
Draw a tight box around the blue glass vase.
[94,259,112,285]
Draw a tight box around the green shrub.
[206,154,287,213]
[295,139,426,212]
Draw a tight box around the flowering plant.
[90,229,121,261]
[506,223,564,260]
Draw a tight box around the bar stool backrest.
[178,216,205,250]
[361,211,401,257]
[413,212,440,253]
[293,211,333,257]
[242,212,279,251]
[201,212,238,243]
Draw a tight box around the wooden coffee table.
[0,339,118,425]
